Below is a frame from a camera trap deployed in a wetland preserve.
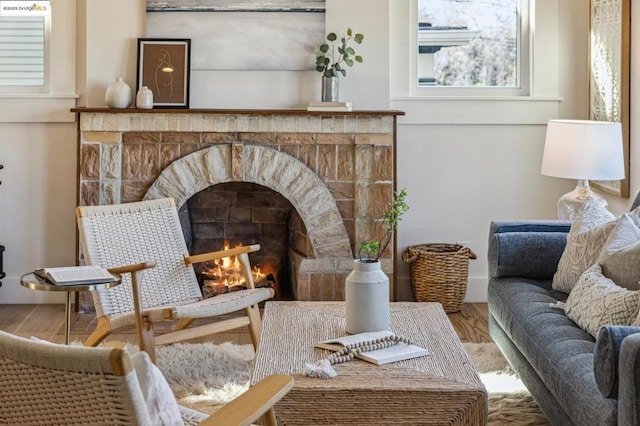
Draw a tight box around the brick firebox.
[73,108,403,310]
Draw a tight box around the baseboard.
[396,276,488,302]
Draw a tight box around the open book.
[34,265,115,286]
[315,330,429,365]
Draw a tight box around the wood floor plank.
[0,305,37,334]
[447,303,492,343]
[12,304,65,340]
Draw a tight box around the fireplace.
[74,108,403,310]
[181,182,303,299]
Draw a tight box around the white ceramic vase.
[345,260,390,334]
[105,77,132,109]
[136,86,154,109]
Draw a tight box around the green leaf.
[340,68,346,77]
[324,69,335,78]
[327,32,337,42]
[355,55,363,63]
[334,63,342,71]
[354,33,364,43]
[323,57,330,66]
[338,47,344,55]
[316,65,325,73]
[319,43,329,53]
[344,58,353,67]
[346,47,355,55]
[347,28,353,37]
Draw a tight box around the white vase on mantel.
[136,86,154,109]
[345,260,390,334]
[105,77,132,109]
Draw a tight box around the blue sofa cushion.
[490,232,567,279]
[488,278,618,425]
[595,326,640,399]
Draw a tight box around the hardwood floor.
[0,302,492,345]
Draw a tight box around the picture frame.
[136,38,191,108]
[588,0,630,197]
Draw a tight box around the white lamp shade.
[541,119,624,180]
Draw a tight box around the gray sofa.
[487,194,640,426]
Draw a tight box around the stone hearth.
[74,108,402,309]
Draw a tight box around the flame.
[202,241,266,294]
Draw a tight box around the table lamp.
[541,119,624,220]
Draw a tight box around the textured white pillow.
[131,351,183,426]
[552,197,616,293]
[598,213,640,290]
[565,264,640,337]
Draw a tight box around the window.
[415,0,529,95]
[0,1,50,90]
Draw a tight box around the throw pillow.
[552,197,616,293]
[131,351,183,426]
[598,213,640,290]
[565,264,640,337]
[594,325,640,399]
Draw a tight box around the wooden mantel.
[71,107,405,117]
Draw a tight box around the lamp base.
[557,179,607,220]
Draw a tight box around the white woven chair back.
[0,331,150,425]
[78,198,202,318]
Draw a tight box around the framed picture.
[589,0,630,197]
[136,38,191,108]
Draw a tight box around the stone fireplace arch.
[144,144,353,258]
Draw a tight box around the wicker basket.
[401,243,477,313]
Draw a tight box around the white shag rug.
[463,342,551,426]
[144,341,549,424]
[153,342,254,413]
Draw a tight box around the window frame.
[409,0,532,97]
[0,13,50,93]
[0,0,76,123]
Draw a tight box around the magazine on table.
[34,265,115,286]
[315,330,429,365]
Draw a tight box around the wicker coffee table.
[252,301,487,425]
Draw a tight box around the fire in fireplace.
[199,241,276,298]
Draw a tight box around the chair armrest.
[107,262,157,361]
[184,244,260,265]
[199,374,294,426]
[107,261,156,275]
[488,220,570,279]
[618,334,640,426]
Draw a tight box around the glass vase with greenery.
[315,28,364,78]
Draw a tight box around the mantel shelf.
[71,107,405,117]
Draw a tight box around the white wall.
[0,0,77,303]
[3,0,631,304]
[390,0,587,301]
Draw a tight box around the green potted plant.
[346,188,409,334]
[315,28,364,102]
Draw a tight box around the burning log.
[202,273,276,298]
[199,241,276,298]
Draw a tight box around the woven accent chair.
[77,197,275,362]
[0,330,293,426]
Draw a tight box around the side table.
[20,272,121,344]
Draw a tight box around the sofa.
[487,193,640,426]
